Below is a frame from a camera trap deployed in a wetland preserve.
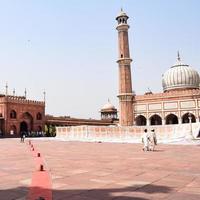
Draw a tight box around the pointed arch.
[150,114,162,125]
[20,112,33,133]
[166,114,178,125]
[135,115,147,126]
[10,110,17,119]
[182,113,196,123]
[36,112,42,120]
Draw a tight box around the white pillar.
[185,114,194,139]
[147,118,150,126]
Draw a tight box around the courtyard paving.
[0,138,200,199]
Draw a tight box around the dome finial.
[5,82,8,96]
[43,90,46,102]
[177,51,181,61]
[24,88,27,98]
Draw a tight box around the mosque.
[57,9,200,140]
[2,9,200,139]
[102,9,200,128]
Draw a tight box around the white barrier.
[56,123,200,143]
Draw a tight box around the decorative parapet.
[135,89,200,101]
[0,96,45,105]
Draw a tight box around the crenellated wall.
[135,89,200,101]
[0,95,45,136]
[0,96,45,105]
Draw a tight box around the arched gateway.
[20,121,28,132]
[20,112,33,134]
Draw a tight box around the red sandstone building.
[0,94,45,137]
[0,92,115,137]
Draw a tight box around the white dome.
[162,54,200,92]
[102,101,116,110]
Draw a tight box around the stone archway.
[150,114,162,125]
[166,114,178,125]
[20,112,33,133]
[20,121,28,132]
[135,115,147,126]
[182,113,196,123]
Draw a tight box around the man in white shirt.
[149,129,157,151]
[142,129,150,151]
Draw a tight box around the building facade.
[0,94,45,136]
[134,89,200,126]
[0,93,116,137]
[116,10,200,127]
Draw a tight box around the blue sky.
[0,0,200,118]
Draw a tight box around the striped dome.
[162,54,200,92]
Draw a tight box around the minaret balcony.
[117,58,132,65]
[116,24,129,31]
[117,93,134,101]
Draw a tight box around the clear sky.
[0,0,200,119]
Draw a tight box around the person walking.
[142,129,150,151]
[20,131,25,142]
[149,129,157,151]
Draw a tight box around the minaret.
[5,83,8,96]
[24,88,27,98]
[43,90,46,102]
[116,9,134,126]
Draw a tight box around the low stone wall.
[56,123,200,143]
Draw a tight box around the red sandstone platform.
[0,139,200,200]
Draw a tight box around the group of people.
[142,129,157,151]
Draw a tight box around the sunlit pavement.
[0,138,200,200]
